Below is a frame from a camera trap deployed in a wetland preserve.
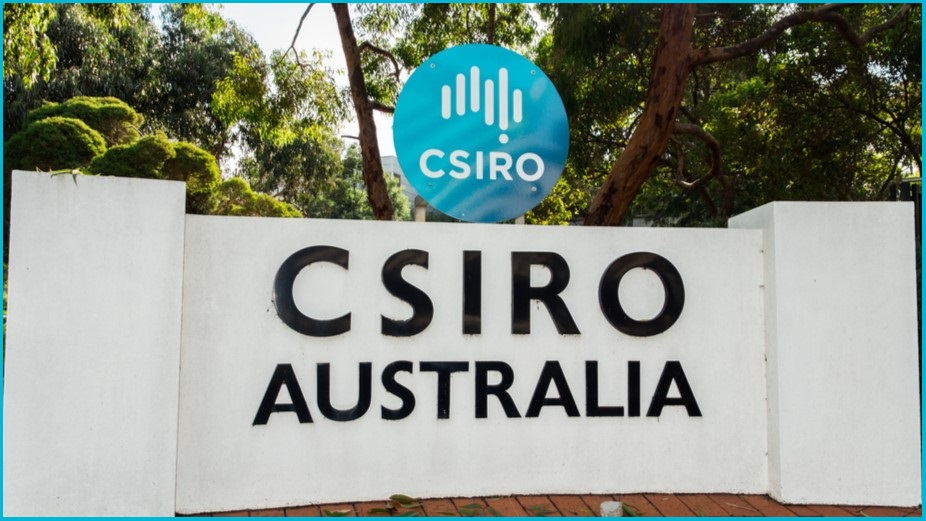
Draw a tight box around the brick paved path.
[188,494,922,517]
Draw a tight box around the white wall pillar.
[3,171,187,516]
[730,202,921,506]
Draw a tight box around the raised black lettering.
[475,361,521,418]
[317,362,372,422]
[273,246,351,337]
[382,249,434,337]
[253,364,312,425]
[511,252,580,335]
[381,361,416,420]
[647,361,702,417]
[599,252,684,337]
[420,361,469,419]
[526,361,580,417]
[585,361,623,417]
[463,251,482,335]
[628,360,641,417]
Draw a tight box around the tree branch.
[679,105,700,125]
[358,41,401,82]
[672,122,722,191]
[690,4,843,65]
[333,3,394,220]
[288,4,316,58]
[690,4,912,67]
[829,4,913,48]
[487,3,497,45]
[667,141,719,218]
[833,93,922,173]
[584,4,696,226]
[370,100,395,114]
[274,3,317,73]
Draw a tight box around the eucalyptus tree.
[3,3,356,220]
[536,4,919,226]
[148,4,265,161]
[298,144,411,221]
[287,3,539,220]
[3,3,258,162]
[3,3,159,138]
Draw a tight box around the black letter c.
[273,246,351,337]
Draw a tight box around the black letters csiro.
[272,246,685,337]
[256,246,700,424]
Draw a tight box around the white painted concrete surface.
[175,216,768,513]
[3,171,187,516]
[730,202,921,507]
[4,173,920,515]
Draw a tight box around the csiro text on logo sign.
[393,44,569,223]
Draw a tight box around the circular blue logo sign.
[393,44,569,223]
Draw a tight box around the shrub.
[161,141,221,214]
[87,134,175,179]
[26,96,143,146]
[4,116,107,173]
[215,177,302,218]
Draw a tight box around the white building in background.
[382,155,433,221]
[381,155,418,207]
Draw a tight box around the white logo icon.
[441,66,523,144]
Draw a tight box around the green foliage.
[534,4,921,226]
[4,116,107,173]
[3,4,58,89]
[351,3,538,109]
[215,177,302,218]
[366,494,423,516]
[211,47,272,138]
[390,3,537,66]
[386,171,412,222]
[455,502,503,517]
[213,47,347,148]
[240,137,410,221]
[87,134,174,179]
[4,4,159,138]
[27,96,143,146]
[88,132,223,215]
[2,4,407,227]
[6,3,918,230]
[530,4,659,224]
[148,4,263,159]
[1,3,262,161]
[5,93,295,222]
[526,176,588,225]
[238,129,346,214]
[298,144,410,221]
[162,142,221,214]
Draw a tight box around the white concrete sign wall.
[175,216,767,513]
[3,172,186,516]
[730,203,922,506]
[3,172,921,516]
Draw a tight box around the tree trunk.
[487,4,496,44]
[584,4,695,226]
[333,3,394,220]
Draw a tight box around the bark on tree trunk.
[584,4,695,226]
[487,4,496,45]
[333,3,394,220]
